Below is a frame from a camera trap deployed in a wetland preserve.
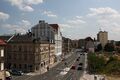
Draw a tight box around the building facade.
[62,37,73,57]
[97,31,108,49]
[0,39,6,80]
[0,34,55,73]
[50,24,62,61]
[85,37,95,53]
[31,20,55,43]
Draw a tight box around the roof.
[0,33,52,44]
[49,24,59,32]
[0,39,6,45]
[85,37,93,41]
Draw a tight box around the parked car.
[79,63,83,66]
[9,69,23,76]
[77,66,82,70]
[78,57,80,59]
[76,58,79,61]
[71,65,76,70]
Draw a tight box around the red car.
[71,65,76,70]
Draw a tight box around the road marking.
[24,76,34,80]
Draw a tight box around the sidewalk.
[26,53,73,76]
[80,72,106,80]
[26,60,61,76]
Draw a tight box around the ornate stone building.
[0,34,55,73]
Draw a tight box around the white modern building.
[50,24,62,61]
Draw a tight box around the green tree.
[96,44,102,52]
[116,41,120,46]
[104,43,115,52]
[88,53,105,74]
[105,60,120,75]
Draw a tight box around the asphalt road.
[12,50,85,80]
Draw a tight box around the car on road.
[79,63,83,66]
[76,58,79,61]
[9,69,23,76]
[77,66,82,70]
[71,65,76,70]
[80,53,82,55]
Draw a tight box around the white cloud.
[8,0,44,12]
[75,16,83,19]
[21,20,31,26]
[67,16,86,26]
[0,12,9,20]
[26,0,43,4]
[43,11,57,18]
[68,19,86,24]
[87,7,120,40]
[87,7,120,18]
[20,6,34,12]
[1,20,31,34]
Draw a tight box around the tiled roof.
[0,39,6,45]
[0,33,51,44]
[49,24,59,32]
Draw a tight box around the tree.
[116,41,120,46]
[87,53,105,74]
[96,44,102,52]
[104,43,115,52]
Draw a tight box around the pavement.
[26,53,73,76]
[80,53,107,80]
[80,72,106,80]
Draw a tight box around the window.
[8,55,11,59]
[0,62,4,70]
[35,48,38,52]
[0,49,4,57]
[13,64,16,68]
[19,64,22,69]
[24,64,27,69]
[19,46,22,51]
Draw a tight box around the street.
[12,49,86,80]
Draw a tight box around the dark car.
[76,58,79,61]
[10,69,23,76]
[77,66,82,70]
[79,63,83,66]
[71,65,76,70]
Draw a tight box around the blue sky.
[0,0,120,41]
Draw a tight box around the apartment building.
[50,24,62,61]
[0,34,55,73]
[0,39,6,80]
[97,31,108,48]
[85,37,95,53]
[31,20,55,43]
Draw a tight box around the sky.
[0,0,120,41]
